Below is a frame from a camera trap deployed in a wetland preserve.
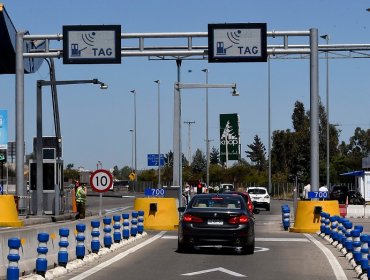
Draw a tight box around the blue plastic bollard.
[91,220,101,254]
[137,210,144,234]
[355,225,364,234]
[113,215,122,243]
[329,216,338,242]
[7,238,21,280]
[131,212,138,236]
[36,233,49,276]
[360,234,369,272]
[76,224,86,259]
[122,213,130,239]
[103,217,112,248]
[58,228,69,267]
[352,229,362,264]
[281,205,290,230]
[344,221,353,252]
[320,212,326,234]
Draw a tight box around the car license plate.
[208,219,223,225]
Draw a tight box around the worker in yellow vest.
[75,181,87,219]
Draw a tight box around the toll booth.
[29,151,64,215]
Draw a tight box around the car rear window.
[191,197,242,209]
[248,188,267,194]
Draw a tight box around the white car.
[219,183,235,192]
[247,187,271,211]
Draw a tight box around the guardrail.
[2,211,146,280]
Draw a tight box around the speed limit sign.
[90,169,113,193]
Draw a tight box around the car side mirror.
[178,206,186,213]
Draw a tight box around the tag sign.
[208,23,267,63]
[63,25,121,64]
[90,169,113,193]
[144,188,165,197]
[308,191,329,199]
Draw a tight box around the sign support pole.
[99,193,102,216]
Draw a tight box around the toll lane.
[55,202,358,280]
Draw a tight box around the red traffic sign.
[90,169,113,193]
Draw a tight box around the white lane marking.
[254,247,270,253]
[69,231,167,280]
[162,235,177,239]
[181,267,246,277]
[161,236,309,242]
[256,237,309,242]
[304,234,347,280]
[104,206,131,214]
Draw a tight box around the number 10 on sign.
[90,169,113,216]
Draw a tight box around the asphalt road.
[55,199,359,280]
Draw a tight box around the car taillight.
[183,214,203,223]
[229,215,249,224]
[248,203,254,213]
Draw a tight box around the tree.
[191,149,206,174]
[245,135,266,171]
[210,147,220,164]
[165,150,173,167]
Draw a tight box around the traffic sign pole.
[90,169,113,216]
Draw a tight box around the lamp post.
[201,68,210,189]
[130,90,137,191]
[268,56,272,194]
[173,82,239,207]
[129,129,134,173]
[154,80,161,188]
[320,34,330,188]
[36,78,107,215]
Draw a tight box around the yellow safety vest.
[76,187,86,203]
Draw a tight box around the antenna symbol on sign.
[227,30,242,44]
[82,32,96,46]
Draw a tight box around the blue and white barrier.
[131,212,138,237]
[360,234,369,272]
[7,238,21,280]
[281,205,290,231]
[113,215,121,243]
[76,224,86,260]
[4,210,146,279]
[317,213,370,278]
[103,217,112,248]
[122,213,130,240]
[58,228,69,267]
[137,210,144,234]
[36,233,49,276]
[91,220,100,254]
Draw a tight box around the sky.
[2,0,370,172]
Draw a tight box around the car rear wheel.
[241,230,255,255]
[177,240,191,253]
[266,204,270,211]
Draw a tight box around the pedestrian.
[75,181,87,219]
[302,183,311,200]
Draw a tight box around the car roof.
[248,186,267,189]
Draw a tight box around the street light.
[173,82,239,207]
[201,68,210,189]
[320,34,330,188]
[129,90,137,191]
[35,78,108,215]
[129,129,134,173]
[154,80,161,188]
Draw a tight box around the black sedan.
[177,193,255,254]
